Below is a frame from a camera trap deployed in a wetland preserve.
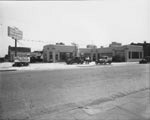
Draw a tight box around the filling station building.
[43,42,143,63]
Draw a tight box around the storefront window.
[132,52,139,59]
[56,54,58,60]
[49,52,52,60]
[140,52,142,58]
[60,52,66,61]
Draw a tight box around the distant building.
[8,46,31,62]
[97,45,143,62]
[109,42,122,47]
[131,41,150,58]
[86,44,97,49]
[43,44,76,62]
[80,45,143,62]
[43,42,143,63]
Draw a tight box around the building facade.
[109,42,122,47]
[43,44,77,62]
[43,43,143,63]
[131,41,150,58]
[8,46,31,62]
[80,45,143,62]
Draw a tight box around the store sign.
[8,26,15,37]
[8,26,23,40]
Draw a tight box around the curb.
[0,69,17,72]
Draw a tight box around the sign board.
[8,26,23,40]
[14,27,23,40]
[8,26,15,38]
[14,56,30,63]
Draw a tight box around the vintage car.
[95,56,112,65]
[139,56,150,64]
[66,57,84,64]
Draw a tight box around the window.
[129,51,131,59]
[49,52,52,59]
[132,52,139,59]
[60,52,66,61]
[140,52,142,58]
[56,54,58,60]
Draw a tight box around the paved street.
[0,63,150,120]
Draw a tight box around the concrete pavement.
[0,63,149,120]
[31,88,150,120]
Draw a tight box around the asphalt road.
[0,63,150,119]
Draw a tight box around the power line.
[17,40,24,46]
[21,39,50,43]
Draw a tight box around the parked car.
[66,57,84,64]
[12,62,29,67]
[139,56,150,64]
[139,59,147,64]
[95,56,112,65]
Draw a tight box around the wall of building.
[109,42,122,47]
[43,44,143,63]
[125,45,143,62]
[131,42,150,57]
[96,45,143,62]
[97,47,113,56]
[43,44,76,62]
[79,48,98,61]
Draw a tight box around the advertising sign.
[8,26,15,38]
[8,26,23,40]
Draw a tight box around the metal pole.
[15,39,17,56]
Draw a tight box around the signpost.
[8,26,23,56]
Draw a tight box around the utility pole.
[15,39,17,56]
[8,26,23,57]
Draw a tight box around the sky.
[0,0,149,57]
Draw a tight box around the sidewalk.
[0,62,78,71]
[31,89,150,120]
[0,62,138,72]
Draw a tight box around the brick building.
[8,46,31,62]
